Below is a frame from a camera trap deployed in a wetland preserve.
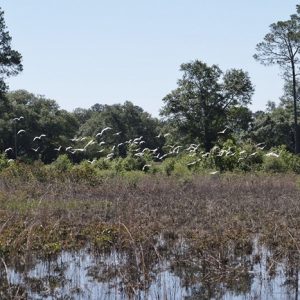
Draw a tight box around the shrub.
[0,153,9,171]
[51,154,72,173]
[263,156,288,173]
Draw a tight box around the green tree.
[160,60,254,151]
[253,5,300,153]
[77,101,162,156]
[2,90,79,162]
[0,7,22,99]
[251,102,294,150]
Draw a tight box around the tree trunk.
[292,62,300,154]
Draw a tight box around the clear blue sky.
[1,1,300,117]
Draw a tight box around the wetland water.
[1,238,300,299]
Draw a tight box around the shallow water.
[1,239,300,299]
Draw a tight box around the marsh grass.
[0,169,300,297]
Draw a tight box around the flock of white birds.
[3,116,281,173]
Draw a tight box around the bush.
[0,153,9,171]
[263,156,288,173]
[71,160,98,184]
[50,154,72,173]
[161,158,176,176]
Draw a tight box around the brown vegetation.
[0,170,300,298]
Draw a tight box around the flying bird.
[113,131,122,136]
[96,127,112,137]
[217,128,228,134]
[54,146,62,151]
[256,142,265,147]
[33,134,46,141]
[210,171,219,175]
[4,147,13,153]
[31,147,40,152]
[84,140,95,149]
[142,164,151,171]
[17,129,25,135]
[87,159,97,164]
[13,116,24,121]
[133,136,143,143]
[265,152,279,158]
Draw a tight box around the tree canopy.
[0,7,22,98]
[160,60,254,151]
[254,5,300,153]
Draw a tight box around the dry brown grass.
[0,172,300,297]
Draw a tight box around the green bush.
[161,158,176,176]
[263,156,288,173]
[71,160,98,183]
[0,153,9,171]
[51,154,72,173]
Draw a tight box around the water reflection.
[0,237,299,299]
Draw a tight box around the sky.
[1,1,300,117]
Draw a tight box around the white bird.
[117,143,124,147]
[113,131,122,136]
[210,171,219,175]
[142,164,151,171]
[87,159,97,164]
[133,136,143,143]
[66,146,73,151]
[70,137,80,142]
[54,146,62,151]
[249,152,257,157]
[111,145,116,151]
[17,129,25,135]
[158,153,168,160]
[164,133,171,137]
[80,137,87,141]
[187,159,201,166]
[96,127,112,137]
[257,145,266,150]
[256,142,265,147]
[7,159,14,163]
[106,153,114,159]
[239,150,246,155]
[74,148,86,153]
[31,147,40,152]
[217,128,228,134]
[33,134,46,141]
[99,141,106,146]
[265,152,279,158]
[134,152,144,157]
[4,147,13,153]
[150,148,159,154]
[84,140,95,149]
[13,116,24,121]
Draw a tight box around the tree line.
[0,5,300,163]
